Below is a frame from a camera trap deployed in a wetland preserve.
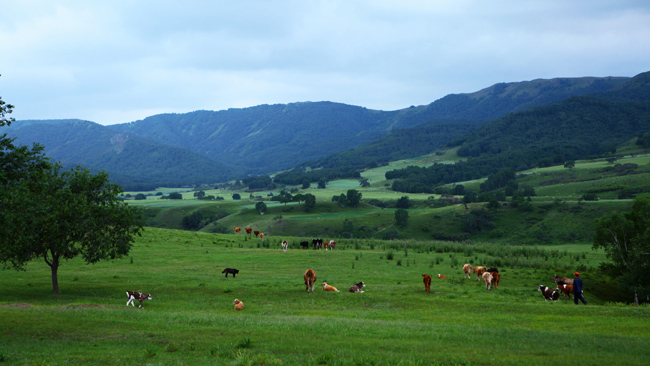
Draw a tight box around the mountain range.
[5,72,645,189]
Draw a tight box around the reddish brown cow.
[245,227,252,236]
[437,274,447,279]
[489,272,501,289]
[556,284,574,300]
[254,230,260,237]
[233,227,241,234]
[304,269,317,293]
[422,274,432,294]
[473,266,487,281]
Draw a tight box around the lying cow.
[538,285,559,302]
[222,268,239,278]
[126,291,152,308]
[322,282,340,292]
[233,299,244,310]
[350,281,365,293]
[557,284,573,300]
[437,274,447,279]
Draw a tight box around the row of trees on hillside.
[0,83,144,295]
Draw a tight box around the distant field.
[1,228,647,365]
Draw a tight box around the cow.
[556,283,574,300]
[222,268,239,278]
[486,267,499,273]
[329,240,336,250]
[422,274,432,294]
[233,299,244,310]
[482,272,493,291]
[312,238,323,250]
[323,240,329,250]
[245,227,252,236]
[281,240,288,252]
[304,269,317,293]
[462,264,472,279]
[259,233,264,241]
[437,274,447,279]
[473,266,487,281]
[300,241,309,249]
[233,227,241,234]
[126,291,152,308]
[254,230,260,237]
[349,281,365,293]
[538,285,560,301]
[552,274,574,286]
[489,272,501,289]
[322,282,340,292]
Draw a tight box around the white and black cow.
[281,240,288,252]
[538,285,559,302]
[349,281,365,293]
[126,291,152,308]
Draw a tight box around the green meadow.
[2,228,649,365]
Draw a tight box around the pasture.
[1,228,649,365]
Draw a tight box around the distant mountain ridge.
[7,73,641,187]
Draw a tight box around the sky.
[2,0,650,126]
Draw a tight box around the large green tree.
[593,195,650,304]
[346,189,362,207]
[1,164,145,295]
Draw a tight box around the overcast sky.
[2,0,649,126]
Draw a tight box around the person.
[573,272,587,305]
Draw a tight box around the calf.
[462,264,473,279]
[349,281,365,293]
[329,240,336,250]
[300,241,309,249]
[422,274,432,294]
[538,285,559,302]
[437,274,447,279]
[556,284,574,300]
[222,268,239,278]
[233,299,244,310]
[552,274,574,286]
[126,291,152,308]
[304,269,317,293]
[281,240,288,252]
[482,272,493,291]
[473,266,487,281]
[322,282,340,292]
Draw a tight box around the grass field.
[1,228,649,365]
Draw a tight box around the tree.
[395,209,409,228]
[304,193,316,211]
[346,189,362,207]
[396,196,411,209]
[134,193,147,200]
[317,177,327,189]
[593,195,650,304]
[338,193,348,207]
[193,190,206,199]
[301,179,311,189]
[564,160,575,169]
[255,201,267,215]
[0,164,145,295]
[359,178,370,188]
[232,193,241,200]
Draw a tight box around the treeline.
[273,167,361,186]
[388,97,650,193]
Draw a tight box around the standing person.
[573,272,587,305]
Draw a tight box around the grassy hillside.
[1,228,647,365]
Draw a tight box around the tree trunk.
[50,256,60,295]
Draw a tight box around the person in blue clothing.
[573,272,587,305]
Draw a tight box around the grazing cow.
[322,282,340,292]
[422,274,432,294]
[259,233,264,241]
[462,264,473,279]
[233,299,244,310]
[312,238,323,250]
[254,230,260,237]
[329,240,336,250]
[486,267,499,273]
[349,281,365,293]
[538,285,560,302]
[300,241,309,249]
[126,291,152,308]
[323,240,329,250]
[233,227,241,234]
[437,274,447,279]
[304,269,317,293]
[489,272,501,289]
[482,272,493,291]
[473,266,487,281]
[245,227,252,236]
[552,274,574,286]
[557,284,574,300]
[222,268,239,278]
[281,240,288,252]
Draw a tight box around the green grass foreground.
[1,228,649,365]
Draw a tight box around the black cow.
[300,241,309,249]
[222,268,239,278]
[312,238,323,250]
[487,267,499,273]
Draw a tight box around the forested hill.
[6,120,239,190]
[387,72,650,193]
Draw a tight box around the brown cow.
[233,299,244,310]
[329,240,336,250]
[556,284,574,300]
[233,227,241,234]
[259,233,264,241]
[437,274,447,279]
[304,269,317,293]
[245,227,252,236]
[422,274,432,294]
[552,274,574,286]
[473,266,487,281]
[254,230,260,237]
[489,272,501,289]
[462,264,472,279]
